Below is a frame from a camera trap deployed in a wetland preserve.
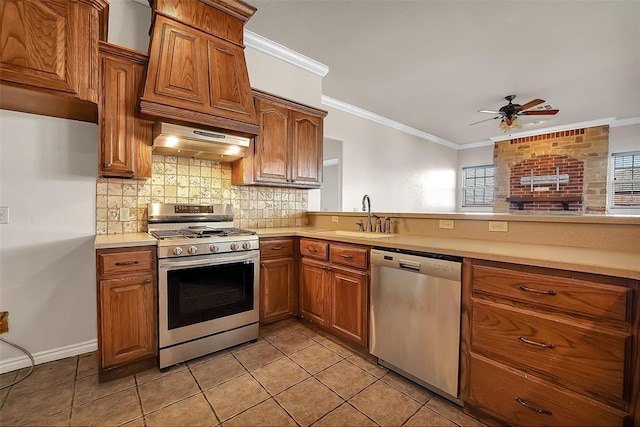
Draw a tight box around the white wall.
[0,111,98,370]
[324,107,458,213]
[609,123,640,154]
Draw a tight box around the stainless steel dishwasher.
[369,247,462,402]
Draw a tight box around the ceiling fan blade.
[469,116,500,126]
[519,99,545,111]
[478,109,500,114]
[520,109,559,116]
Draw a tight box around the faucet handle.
[384,217,392,233]
[356,220,365,231]
[375,217,382,232]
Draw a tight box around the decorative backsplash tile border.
[96,155,309,234]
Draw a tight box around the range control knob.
[230,242,239,251]
[188,246,198,255]
[242,242,251,250]
[209,244,219,253]
[173,247,183,256]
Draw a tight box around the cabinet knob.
[104,163,112,168]
[145,278,151,284]
[261,263,266,267]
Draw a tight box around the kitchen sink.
[315,230,396,238]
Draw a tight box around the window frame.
[607,151,640,214]
[461,164,495,208]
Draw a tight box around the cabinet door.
[300,257,329,326]
[254,99,290,184]
[291,110,323,186]
[0,0,103,122]
[99,44,152,178]
[143,16,208,109]
[99,55,135,177]
[1,0,78,93]
[100,274,156,368]
[206,36,257,124]
[260,257,295,323]
[329,266,368,346]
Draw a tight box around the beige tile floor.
[0,319,486,426]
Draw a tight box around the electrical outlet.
[439,219,455,229]
[489,221,509,232]
[119,208,130,221]
[0,207,8,224]
[0,311,8,334]
[331,216,339,223]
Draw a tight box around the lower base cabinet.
[259,238,297,323]
[462,259,639,426]
[96,246,157,381]
[299,238,369,347]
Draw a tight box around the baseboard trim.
[0,339,97,374]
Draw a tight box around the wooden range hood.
[139,0,259,137]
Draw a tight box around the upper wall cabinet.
[139,0,259,136]
[0,0,109,123]
[98,42,152,179]
[232,90,327,189]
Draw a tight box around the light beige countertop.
[94,233,157,250]
[93,228,639,279]
[253,227,640,280]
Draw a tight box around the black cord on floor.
[0,337,35,390]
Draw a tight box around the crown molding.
[244,30,329,77]
[610,116,640,128]
[321,95,459,150]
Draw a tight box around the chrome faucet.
[362,194,372,232]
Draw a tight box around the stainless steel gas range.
[148,203,259,369]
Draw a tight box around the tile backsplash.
[96,155,309,234]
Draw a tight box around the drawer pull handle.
[518,284,556,296]
[339,254,353,259]
[515,397,552,416]
[308,247,317,253]
[115,260,140,266]
[519,336,555,349]
[271,246,284,250]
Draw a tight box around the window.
[462,165,495,207]
[610,152,640,210]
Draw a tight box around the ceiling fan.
[470,95,559,129]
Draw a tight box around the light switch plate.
[0,207,8,224]
[331,216,339,223]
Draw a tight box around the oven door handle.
[160,255,256,268]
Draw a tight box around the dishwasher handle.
[399,259,421,271]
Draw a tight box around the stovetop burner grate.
[151,227,256,240]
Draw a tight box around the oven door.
[158,250,259,348]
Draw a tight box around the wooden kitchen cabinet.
[98,42,152,178]
[140,1,259,136]
[259,238,297,324]
[0,0,109,123]
[299,238,369,346]
[461,259,639,426]
[96,245,157,382]
[232,90,327,189]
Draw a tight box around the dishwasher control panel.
[371,248,461,281]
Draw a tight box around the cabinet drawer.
[98,248,154,276]
[472,299,627,404]
[472,264,630,322]
[468,354,627,427]
[260,239,294,257]
[329,244,368,269]
[300,239,328,260]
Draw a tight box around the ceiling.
[244,0,640,147]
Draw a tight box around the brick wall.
[494,125,609,214]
